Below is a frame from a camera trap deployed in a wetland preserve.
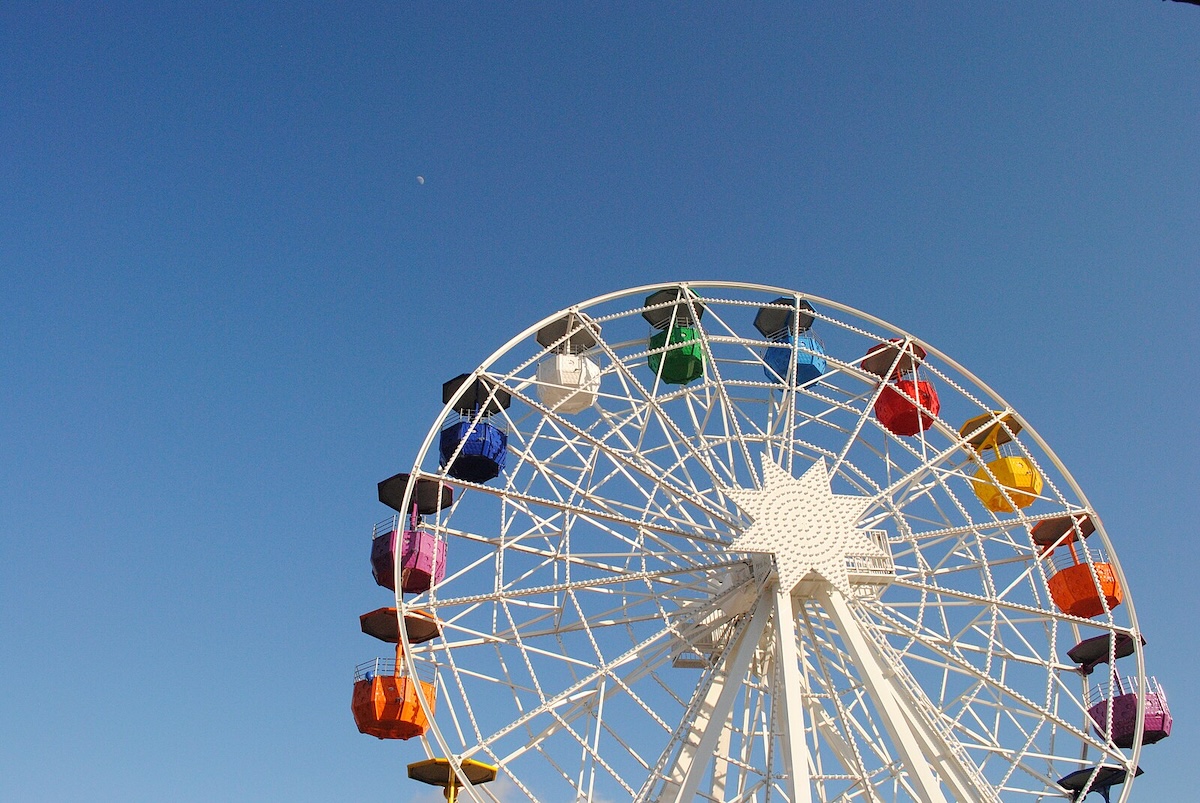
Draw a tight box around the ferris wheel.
[350,282,1171,803]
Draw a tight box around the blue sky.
[1,3,1196,800]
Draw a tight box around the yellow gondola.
[961,412,1043,512]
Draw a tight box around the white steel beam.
[773,586,813,803]
[710,710,733,801]
[823,591,998,801]
[885,651,999,802]
[817,587,949,803]
[659,589,774,803]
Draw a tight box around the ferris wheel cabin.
[862,339,941,437]
[961,411,1043,512]
[642,287,706,385]
[438,374,511,483]
[351,652,437,740]
[534,313,602,414]
[352,605,438,742]
[1030,513,1124,619]
[1087,676,1173,748]
[1067,634,1172,770]
[755,297,828,385]
[372,473,452,594]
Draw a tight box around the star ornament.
[727,457,883,597]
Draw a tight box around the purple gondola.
[371,504,447,594]
[1087,674,1172,748]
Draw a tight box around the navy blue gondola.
[439,418,507,482]
[439,374,511,484]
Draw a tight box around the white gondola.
[534,312,601,414]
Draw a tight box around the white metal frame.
[388,283,1148,802]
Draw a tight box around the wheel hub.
[726,457,893,599]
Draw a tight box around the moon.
[417,176,425,185]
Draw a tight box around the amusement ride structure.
[348,282,1169,802]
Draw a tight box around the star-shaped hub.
[727,457,887,597]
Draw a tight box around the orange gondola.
[1046,541,1123,618]
[351,650,436,740]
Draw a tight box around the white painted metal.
[389,283,1147,802]
[818,587,949,803]
[774,587,814,803]
[658,589,773,803]
[727,458,889,598]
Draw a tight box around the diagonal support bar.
[823,589,999,801]
[773,586,814,803]
[656,588,774,803]
[817,587,949,803]
[805,703,885,803]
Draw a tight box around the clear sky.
[1,3,1196,801]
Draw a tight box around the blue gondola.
[755,297,826,385]
[438,374,511,483]
[764,333,827,385]
[439,417,507,482]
